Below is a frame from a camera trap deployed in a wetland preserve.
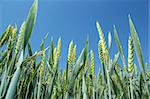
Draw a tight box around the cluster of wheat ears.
[0,0,150,99]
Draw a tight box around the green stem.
[37,73,41,99]
[106,59,111,99]
[130,77,133,99]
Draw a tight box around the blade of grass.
[113,25,127,77]
[128,15,145,75]
[5,51,23,99]
[23,0,38,52]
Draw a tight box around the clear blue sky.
[0,0,149,74]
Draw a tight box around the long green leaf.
[128,15,145,73]
[5,51,23,99]
[24,0,38,52]
[113,25,127,76]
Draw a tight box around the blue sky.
[0,0,149,74]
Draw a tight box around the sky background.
[0,0,149,74]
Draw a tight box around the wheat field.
[0,0,150,99]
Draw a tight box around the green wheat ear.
[15,21,26,55]
[72,45,76,65]
[96,21,108,63]
[11,26,17,45]
[67,41,74,67]
[7,26,13,50]
[53,47,58,69]
[128,36,134,75]
[98,40,104,64]
[8,26,17,51]
[57,37,61,60]
[40,51,46,77]
[0,25,11,47]
[90,50,95,79]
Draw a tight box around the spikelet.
[18,78,25,98]
[90,50,95,78]
[11,27,17,45]
[128,36,134,75]
[57,37,61,60]
[67,41,74,74]
[67,41,74,65]
[40,51,46,77]
[96,21,108,63]
[53,47,57,62]
[7,26,16,51]
[7,32,12,51]
[31,59,36,73]
[53,47,58,69]
[98,40,104,64]
[72,45,76,65]
[0,25,11,47]
[15,22,26,55]
[62,70,67,93]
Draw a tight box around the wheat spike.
[96,21,108,63]
[53,47,58,69]
[7,33,12,51]
[90,50,95,78]
[41,51,46,77]
[57,37,61,60]
[15,22,26,54]
[11,27,17,45]
[98,40,104,64]
[11,27,17,57]
[0,25,11,47]
[67,41,73,65]
[7,26,16,51]
[128,36,134,75]
[72,45,76,65]
[67,41,74,74]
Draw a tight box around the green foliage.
[24,0,38,52]
[114,25,127,76]
[0,0,149,99]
